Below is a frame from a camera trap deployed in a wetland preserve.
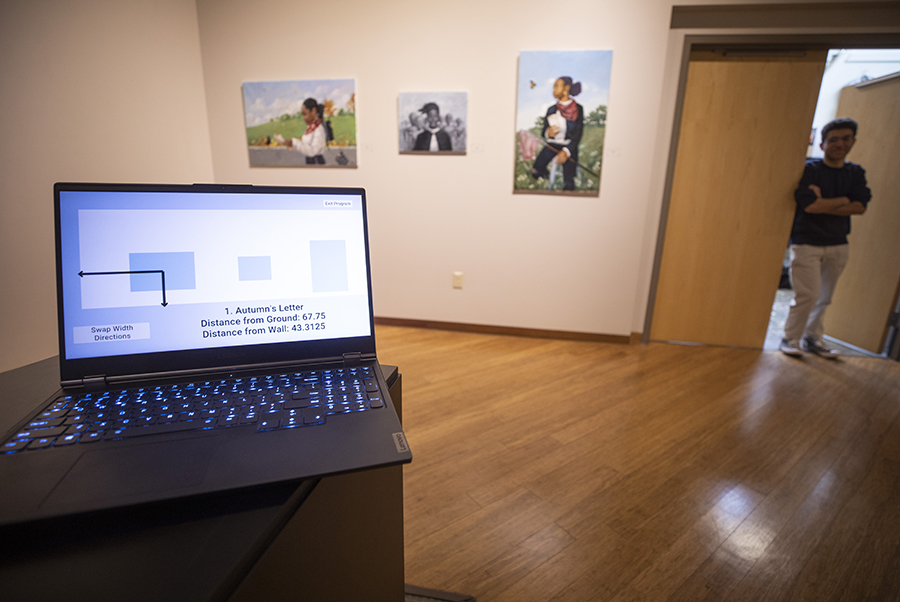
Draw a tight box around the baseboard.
[374,317,631,345]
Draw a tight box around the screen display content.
[58,189,371,360]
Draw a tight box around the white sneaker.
[803,337,840,359]
[779,338,803,357]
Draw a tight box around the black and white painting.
[398,92,467,154]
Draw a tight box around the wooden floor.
[375,325,900,602]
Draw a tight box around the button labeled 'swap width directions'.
[78,270,169,307]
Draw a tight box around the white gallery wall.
[195,0,898,350]
[1,0,893,373]
[196,0,673,341]
[0,0,215,372]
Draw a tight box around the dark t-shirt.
[791,159,871,246]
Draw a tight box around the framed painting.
[399,92,467,154]
[242,79,357,168]
[514,51,612,195]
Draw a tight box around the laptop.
[0,182,412,526]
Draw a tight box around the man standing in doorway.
[780,117,871,359]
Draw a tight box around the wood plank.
[837,470,900,602]
[453,524,576,601]
[666,386,897,600]
[606,485,766,602]
[406,488,552,586]
[373,325,900,601]
[486,524,631,602]
[720,377,900,601]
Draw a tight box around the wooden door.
[824,75,900,353]
[651,50,827,347]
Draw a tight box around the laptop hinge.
[81,375,108,391]
[342,352,363,368]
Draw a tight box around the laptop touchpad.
[42,438,215,508]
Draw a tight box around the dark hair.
[821,117,857,142]
[420,102,440,114]
[559,76,582,97]
[303,97,324,119]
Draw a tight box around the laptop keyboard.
[2,366,384,453]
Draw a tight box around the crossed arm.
[803,184,867,216]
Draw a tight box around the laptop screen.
[55,184,375,382]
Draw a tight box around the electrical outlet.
[452,272,463,289]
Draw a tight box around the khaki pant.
[784,243,849,342]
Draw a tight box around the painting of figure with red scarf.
[243,79,357,168]
[514,51,612,195]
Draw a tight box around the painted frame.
[514,50,612,195]
[399,92,467,154]
[242,79,357,168]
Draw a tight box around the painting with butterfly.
[514,50,612,195]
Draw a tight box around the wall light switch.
[452,272,463,289]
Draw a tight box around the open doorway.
[763,48,900,357]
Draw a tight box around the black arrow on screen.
[78,270,168,306]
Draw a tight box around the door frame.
[642,31,900,355]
